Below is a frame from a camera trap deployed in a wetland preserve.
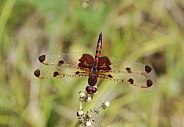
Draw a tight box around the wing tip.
[141,65,152,75]
[39,55,49,65]
[141,79,153,88]
[34,69,44,79]
[145,65,152,73]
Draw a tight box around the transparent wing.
[108,57,152,75]
[98,56,153,88]
[34,53,90,79]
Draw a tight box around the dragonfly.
[34,32,153,94]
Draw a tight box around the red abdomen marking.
[94,32,102,65]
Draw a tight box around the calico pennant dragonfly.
[34,32,153,94]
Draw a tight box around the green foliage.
[0,0,184,126]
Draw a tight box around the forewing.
[34,53,91,79]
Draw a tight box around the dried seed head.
[84,93,93,102]
[101,101,110,109]
[77,109,84,117]
[86,111,93,118]
[79,91,86,98]
[85,121,92,126]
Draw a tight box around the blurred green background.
[0,0,184,127]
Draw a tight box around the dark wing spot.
[107,74,113,78]
[125,67,132,73]
[147,79,153,87]
[53,71,60,77]
[58,60,64,66]
[145,65,152,73]
[128,78,134,84]
[38,55,46,63]
[34,69,40,77]
[75,71,80,74]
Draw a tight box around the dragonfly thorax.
[88,67,98,86]
[86,67,98,94]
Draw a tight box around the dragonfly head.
[86,86,97,94]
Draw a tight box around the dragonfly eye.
[86,86,97,94]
